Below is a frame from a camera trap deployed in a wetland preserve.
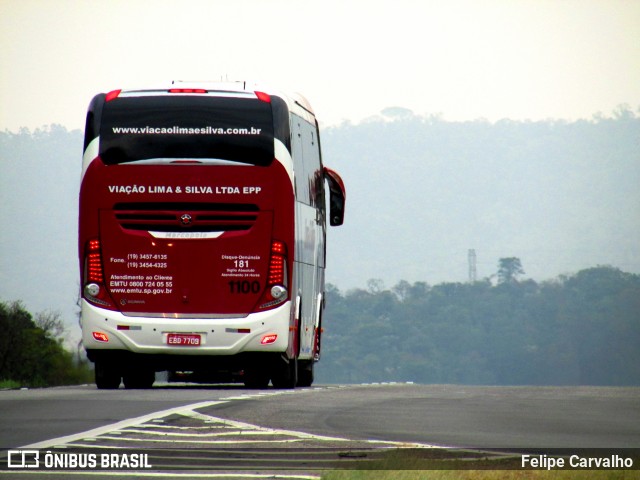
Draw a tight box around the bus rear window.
[99,95,274,166]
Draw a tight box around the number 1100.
[228,280,260,294]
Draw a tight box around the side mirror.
[323,167,346,226]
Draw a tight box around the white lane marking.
[94,435,308,444]
[20,401,225,449]
[19,383,429,450]
[132,424,230,430]
[182,409,350,442]
[118,428,301,437]
[181,402,439,449]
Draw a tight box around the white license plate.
[167,333,201,347]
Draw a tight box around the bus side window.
[305,124,322,208]
[292,115,323,208]
[291,118,307,202]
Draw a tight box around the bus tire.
[271,355,297,389]
[123,369,155,389]
[95,362,121,390]
[243,365,270,389]
[297,360,314,387]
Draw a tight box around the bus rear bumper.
[80,299,292,357]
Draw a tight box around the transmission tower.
[468,249,477,283]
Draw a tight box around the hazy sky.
[1,0,639,131]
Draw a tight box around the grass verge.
[0,380,22,389]
[321,448,640,480]
[322,471,640,480]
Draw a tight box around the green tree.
[0,301,92,387]
[497,257,525,284]
[317,266,640,386]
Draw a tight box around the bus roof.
[111,81,317,122]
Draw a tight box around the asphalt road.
[209,383,640,449]
[1,383,639,450]
[0,384,235,449]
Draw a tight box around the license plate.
[167,333,201,347]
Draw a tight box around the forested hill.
[322,107,640,288]
[316,265,640,386]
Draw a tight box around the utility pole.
[468,249,477,283]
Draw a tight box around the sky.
[1,0,639,131]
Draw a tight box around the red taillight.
[87,239,104,283]
[105,89,121,102]
[257,241,289,310]
[255,91,271,103]
[267,241,286,285]
[84,239,114,309]
[169,88,207,94]
[271,240,285,254]
[268,258,285,285]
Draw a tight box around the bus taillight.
[87,239,103,283]
[105,89,121,102]
[268,241,286,284]
[83,239,113,308]
[255,91,271,103]
[258,241,289,310]
[169,88,207,94]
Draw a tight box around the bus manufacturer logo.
[180,214,192,226]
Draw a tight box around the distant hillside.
[1,110,639,336]
[322,108,640,288]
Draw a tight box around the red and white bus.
[78,82,345,389]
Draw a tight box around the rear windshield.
[99,95,274,166]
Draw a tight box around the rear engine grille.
[113,202,259,233]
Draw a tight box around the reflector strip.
[225,328,251,334]
[92,332,109,342]
[261,334,278,345]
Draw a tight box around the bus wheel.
[95,362,121,390]
[271,355,297,389]
[123,369,155,389]
[297,360,314,387]
[243,366,270,389]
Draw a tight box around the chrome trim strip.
[148,231,225,239]
[122,312,248,319]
